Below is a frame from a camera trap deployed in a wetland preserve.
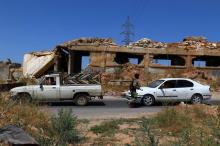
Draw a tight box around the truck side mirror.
[40,83,43,90]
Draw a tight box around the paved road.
[44,95,220,119]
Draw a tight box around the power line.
[121,16,135,45]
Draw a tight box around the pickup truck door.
[35,85,59,100]
[35,76,60,101]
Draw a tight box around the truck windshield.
[147,80,164,88]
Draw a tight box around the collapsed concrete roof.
[60,37,118,48]
[23,51,56,77]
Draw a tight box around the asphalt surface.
[44,95,220,119]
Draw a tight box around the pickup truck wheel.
[16,93,32,104]
[142,95,155,106]
[191,94,202,104]
[75,94,89,106]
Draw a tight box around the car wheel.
[142,95,155,106]
[16,93,32,104]
[191,94,203,104]
[75,94,89,106]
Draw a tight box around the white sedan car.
[123,78,211,106]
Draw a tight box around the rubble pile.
[130,38,167,48]
[61,38,118,47]
[114,63,158,85]
[173,36,218,50]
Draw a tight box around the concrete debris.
[175,36,218,50]
[183,36,208,43]
[29,51,55,56]
[0,125,39,146]
[61,37,118,47]
[130,38,167,48]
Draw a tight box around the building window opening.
[152,55,185,66]
[114,53,143,65]
[192,56,220,67]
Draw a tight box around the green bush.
[90,120,121,136]
[38,108,82,146]
[155,108,192,133]
[52,108,81,145]
[135,118,158,146]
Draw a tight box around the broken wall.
[0,62,10,82]
[23,51,55,78]
[0,60,21,83]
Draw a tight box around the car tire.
[142,95,155,106]
[75,94,89,106]
[16,93,32,104]
[191,94,203,104]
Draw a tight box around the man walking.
[129,73,140,107]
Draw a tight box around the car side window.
[176,80,194,88]
[161,80,176,89]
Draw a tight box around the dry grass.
[0,92,84,146]
[1,91,219,145]
[0,92,51,139]
[84,104,220,146]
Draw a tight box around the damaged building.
[0,59,22,83]
[23,37,220,78]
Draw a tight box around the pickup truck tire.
[75,94,89,106]
[16,93,32,104]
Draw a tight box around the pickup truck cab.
[10,74,103,106]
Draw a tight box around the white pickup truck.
[10,74,103,106]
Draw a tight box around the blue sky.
[0,0,220,63]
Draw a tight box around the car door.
[156,80,179,101]
[175,80,194,100]
[35,77,59,101]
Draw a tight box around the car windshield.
[147,80,165,88]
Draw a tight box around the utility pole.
[121,16,134,45]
